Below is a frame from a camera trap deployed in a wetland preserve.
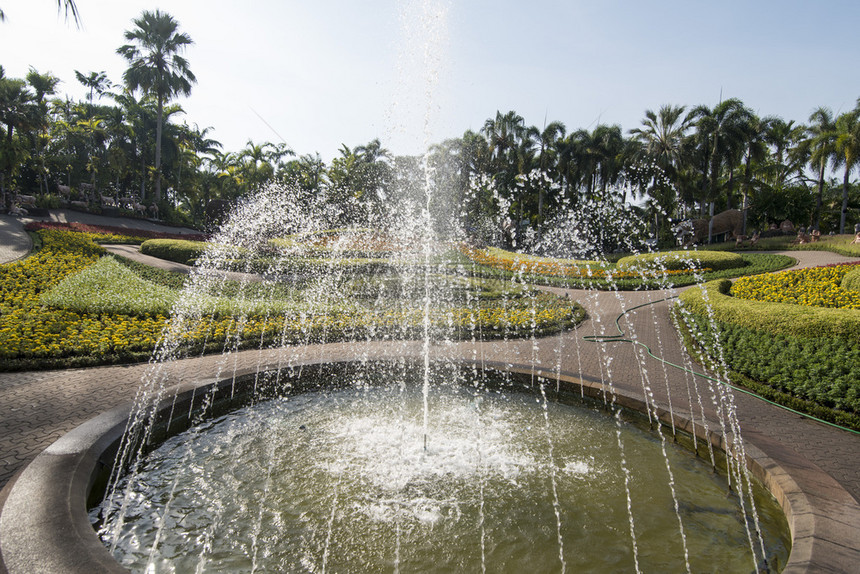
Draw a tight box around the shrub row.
[677,279,860,415]
[680,279,860,340]
[617,250,745,272]
[140,238,208,265]
[24,221,206,242]
[462,247,792,290]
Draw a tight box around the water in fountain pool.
[94,374,789,573]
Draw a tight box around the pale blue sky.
[2,0,859,161]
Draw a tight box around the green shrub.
[679,279,860,340]
[617,250,745,271]
[140,238,208,265]
[842,266,860,293]
[677,280,860,415]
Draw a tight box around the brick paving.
[1,220,859,561]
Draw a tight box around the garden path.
[0,216,31,265]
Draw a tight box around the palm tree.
[833,102,860,234]
[630,104,690,175]
[629,104,692,231]
[25,68,60,194]
[118,9,195,202]
[535,120,565,220]
[688,98,753,213]
[739,113,771,234]
[804,107,837,229]
[0,67,37,196]
[74,70,112,103]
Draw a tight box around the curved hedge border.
[140,238,207,265]
[617,250,745,272]
[843,266,860,293]
[680,279,860,340]
[677,279,860,418]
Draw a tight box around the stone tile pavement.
[0,216,31,265]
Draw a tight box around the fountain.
[3,2,860,572]
[0,180,792,573]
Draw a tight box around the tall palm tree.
[118,9,195,202]
[535,120,565,219]
[739,113,772,234]
[688,98,753,213]
[833,102,860,234]
[74,70,112,103]
[629,104,692,230]
[805,107,837,229]
[0,67,37,195]
[25,68,60,193]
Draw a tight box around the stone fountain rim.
[1,358,858,573]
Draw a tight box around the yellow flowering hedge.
[678,278,860,416]
[0,230,584,370]
[731,263,860,310]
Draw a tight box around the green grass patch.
[40,256,178,316]
[40,256,310,318]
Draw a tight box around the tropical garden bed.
[675,262,860,430]
[457,246,795,290]
[0,228,584,372]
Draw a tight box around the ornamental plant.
[731,262,860,310]
[0,229,584,371]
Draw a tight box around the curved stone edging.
[2,359,859,573]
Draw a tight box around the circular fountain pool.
[93,368,789,573]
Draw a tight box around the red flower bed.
[24,221,206,242]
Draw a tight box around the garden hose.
[582,297,860,436]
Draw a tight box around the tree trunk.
[815,159,825,230]
[155,96,163,202]
[840,166,850,234]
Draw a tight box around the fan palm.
[804,107,837,229]
[833,102,860,234]
[688,98,753,212]
[117,9,195,202]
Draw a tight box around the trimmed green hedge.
[140,238,207,265]
[617,250,745,272]
[843,266,860,293]
[677,279,860,415]
[680,279,860,340]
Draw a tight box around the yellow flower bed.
[0,230,583,367]
[730,263,860,310]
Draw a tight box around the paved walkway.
[0,216,31,264]
[1,221,859,569]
